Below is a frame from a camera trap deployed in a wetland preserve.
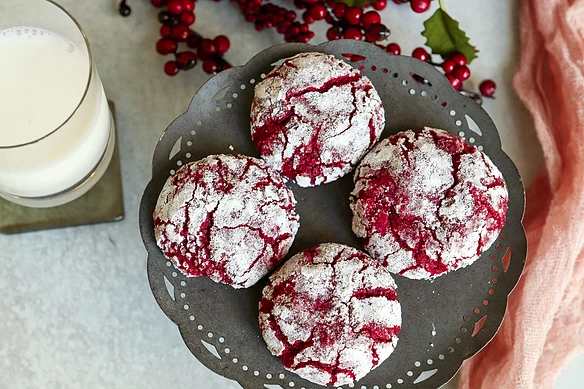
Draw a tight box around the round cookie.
[259,243,401,386]
[154,154,300,288]
[351,128,508,280]
[251,52,385,187]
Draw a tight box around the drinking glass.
[0,0,115,208]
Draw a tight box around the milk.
[0,26,111,199]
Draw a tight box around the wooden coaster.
[0,102,125,234]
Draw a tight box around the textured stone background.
[3,1,579,389]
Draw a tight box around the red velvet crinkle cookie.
[251,52,385,187]
[153,154,300,288]
[259,243,401,386]
[351,128,508,280]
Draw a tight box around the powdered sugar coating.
[154,154,300,288]
[351,128,508,280]
[259,243,401,386]
[251,52,385,187]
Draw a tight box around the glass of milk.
[0,0,115,208]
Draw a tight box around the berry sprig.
[233,0,315,43]
[322,2,390,42]
[152,0,232,76]
[409,47,496,101]
[392,0,433,14]
[120,0,497,102]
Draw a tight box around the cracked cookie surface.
[351,128,508,280]
[259,243,401,386]
[154,154,300,288]
[251,52,385,187]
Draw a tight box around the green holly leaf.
[335,0,367,8]
[422,8,478,64]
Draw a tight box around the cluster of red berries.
[233,0,315,42]
[409,46,497,98]
[151,0,232,76]
[131,0,497,100]
[392,0,433,14]
[323,2,391,42]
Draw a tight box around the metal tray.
[139,40,526,389]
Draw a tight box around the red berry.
[364,32,376,42]
[480,80,496,97]
[220,62,232,71]
[451,52,467,67]
[300,24,309,33]
[294,0,306,9]
[369,23,389,41]
[453,65,471,81]
[203,59,218,74]
[362,11,381,28]
[372,0,387,11]
[309,4,327,20]
[297,33,311,43]
[164,61,179,76]
[441,59,455,74]
[167,0,183,15]
[303,13,315,24]
[180,11,195,25]
[198,39,217,57]
[177,51,197,69]
[214,35,230,54]
[446,74,462,90]
[333,3,347,19]
[412,47,430,61]
[171,24,191,42]
[387,43,401,55]
[183,0,195,12]
[343,27,363,40]
[410,0,431,13]
[156,38,178,55]
[344,6,363,25]
[326,27,342,40]
[151,0,166,8]
[290,26,300,35]
[160,25,171,37]
[187,34,201,48]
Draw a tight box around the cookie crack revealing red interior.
[251,52,385,187]
[259,243,401,386]
[154,154,300,288]
[351,128,508,280]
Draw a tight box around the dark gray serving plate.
[139,40,526,389]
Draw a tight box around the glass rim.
[0,0,93,150]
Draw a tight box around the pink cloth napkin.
[459,0,584,388]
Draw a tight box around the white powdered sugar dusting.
[351,128,508,280]
[154,154,300,288]
[251,52,385,187]
[259,243,401,386]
